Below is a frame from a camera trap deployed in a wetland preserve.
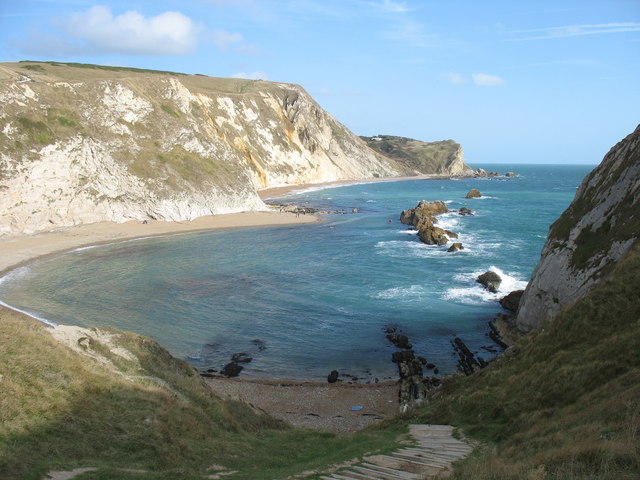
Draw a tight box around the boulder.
[477,270,502,293]
[387,332,412,349]
[499,290,524,312]
[448,242,464,252]
[327,370,339,383]
[400,200,448,228]
[465,189,481,199]
[458,207,473,216]
[505,172,516,177]
[418,225,457,245]
[222,362,243,377]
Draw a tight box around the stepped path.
[319,424,473,480]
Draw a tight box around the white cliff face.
[515,125,640,332]
[0,63,408,235]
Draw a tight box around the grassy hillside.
[396,242,640,479]
[361,135,471,175]
[0,309,404,480]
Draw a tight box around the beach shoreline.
[0,175,454,431]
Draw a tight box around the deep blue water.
[0,164,593,381]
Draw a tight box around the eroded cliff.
[515,124,640,331]
[0,62,418,235]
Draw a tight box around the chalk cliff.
[0,62,444,235]
[515,124,640,331]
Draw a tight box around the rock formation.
[0,61,472,235]
[399,200,449,228]
[361,135,474,176]
[477,271,502,293]
[465,189,481,199]
[515,125,639,331]
[499,290,524,313]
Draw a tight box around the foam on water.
[372,284,429,301]
[443,266,528,305]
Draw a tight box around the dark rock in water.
[231,352,252,363]
[499,290,524,312]
[451,337,484,376]
[433,368,439,375]
[222,362,243,377]
[448,242,464,252]
[391,350,415,364]
[505,172,516,177]
[251,339,266,351]
[327,370,339,383]
[418,225,457,245]
[474,169,500,177]
[425,363,436,370]
[458,207,473,216]
[477,270,502,293]
[387,332,412,349]
[465,188,481,199]
[417,356,427,365]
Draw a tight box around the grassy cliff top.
[0,60,289,96]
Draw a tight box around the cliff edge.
[515,124,640,331]
[0,62,415,235]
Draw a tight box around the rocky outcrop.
[448,242,463,252]
[477,271,502,293]
[451,337,486,376]
[516,125,640,331]
[465,189,481,199]
[418,226,458,245]
[361,135,474,176]
[499,290,524,313]
[0,61,415,235]
[400,200,449,228]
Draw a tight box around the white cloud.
[210,29,243,51]
[511,22,640,40]
[375,0,411,13]
[59,6,199,55]
[446,72,467,84]
[472,73,505,86]
[232,71,269,80]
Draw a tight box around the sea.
[0,164,594,382]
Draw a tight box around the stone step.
[360,462,422,479]
[391,453,449,469]
[341,469,385,480]
[352,465,415,480]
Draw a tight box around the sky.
[1,0,639,165]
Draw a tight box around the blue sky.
[1,0,639,164]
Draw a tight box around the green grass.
[392,242,640,479]
[0,311,403,480]
[18,60,184,76]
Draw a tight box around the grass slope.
[398,243,640,479]
[0,311,403,480]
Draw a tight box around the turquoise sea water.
[0,164,593,381]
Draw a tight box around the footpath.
[318,424,473,480]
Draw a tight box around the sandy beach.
[0,203,403,433]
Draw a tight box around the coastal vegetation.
[0,309,405,480]
[396,242,640,479]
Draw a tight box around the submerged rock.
[231,352,252,363]
[477,271,502,293]
[458,207,473,216]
